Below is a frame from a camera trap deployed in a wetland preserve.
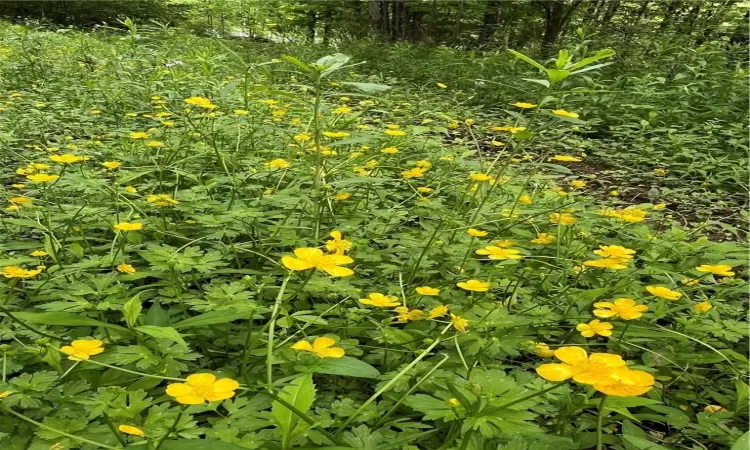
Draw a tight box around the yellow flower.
[576,319,613,338]
[594,298,648,320]
[166,374,239,404]
[429,305,449,319]
[282,247,354,277]
[27,174,59,183]
[60,339,104,361]
[384,129,406,136]
[593,245,635,262]
[117,264,136,274]
[417,187,433,194]
[694,301,712,313]
[609,190,619,196]
[381,147,399,154]
[323,131,350,138]
[401,167,426,179]
[128,131,151,139]
[0,391,12,399]
[593,367,655,397]
[294,133,311,142]
[464,119,475,126]
[265,158,291,169]
[531,233,555,245]
[124,186,137,193]
[552,109,579,119]
[491,125,526,133]
[233,109,249,115]
[446,398,460,407]
[475,246,523,260]
[536,346,626,384]
[292,337,346,358]
[469,173,492,182]
[333,106,352,114]
[466,228,487,237]
[569,180,586,188]
[653,203,667,210]
[550,155,582,162]
[584,258,628,270]
[325,231,352,255]
[550,213,576,225]
[534,343,556,357]
[416,286,440,296]
[646,286,681,301]
[184,96,217,109]
[457,279,490,292]
[333,192,351,201]
[436,83,447,89]
[518,194,533,205]
[491,140,504,146]
[450,313,468,332]
[704,405,728,414]
[513,102,537,109]
[261,99,278,105]
[696,264,734,277]
[146,141,164,147]
[394,306,425,322]
[101,161,121,170]
[113,222,143,232]
[50,154,85,164]
[653,168,666,176]
[11,184,25,189]
[2,266,43,278]
[492,240,515,248]
[146,194,179,207]
[30,250,48,257]
[118,425,145,436]
[359,293,400,307]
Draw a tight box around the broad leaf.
[272,374,316,447]
[173,310,254,329]
[135,325,187,347]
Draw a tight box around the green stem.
[154,405,187,450]
[596,395,608,450]
[267,275,292,388]
[103,412,128,447]
[0,405,119,449]
[0,305,63,341]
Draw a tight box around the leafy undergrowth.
[0,23,747,450]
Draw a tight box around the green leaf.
[121,295,142,328]
[732,431,750,450]
[160,439,248,450]
[622,435,671,450]
[522,78,550,88]
[144,301,169,326]
[10,312,129,333]
[272,374,316,447]
[339,82,391,94]
[545,69,571,83]
[135,325,187,347]
[172,310,253,330]
[508,49,546,72]
[567,49,616,71]
[305,356,380,378]
[282,55,313,73]
[605,397,661,409]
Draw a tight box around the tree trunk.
[306,10,317,43]
[601,0,620,24]
[322,7,333,45]
[537,0,583,58]
[477,1,502,47]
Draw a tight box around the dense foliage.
[0,7,747,450]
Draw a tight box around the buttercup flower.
[446,398,460,407]
[550,213,577,225]
[696,264,734,277]
[519,194,533,205]
[646,286,682,301]
[593,298,648,320]
[513,102,537,109]
[118,425,145,436]
[694,301,712,313]
[394,306,425,322]
[381,147,399,154]
[534,343,556,357]
[584,258,628,270]
[50,154,86,164]
[184,96,217,109]
[457,279,490,292]
[128,131,151,139]
[146,194,179,206]
[334,192,351,201]
[323,131,350,138]
[359,292,399,307]
[166,374,239,404]
[325,231,352,255]
[531,233,555,245]
[536,346,626,384]
[30,250,48,257]
[416,286,440,296]
[429,305,448,319]
[576,319,613,338]
[570,180,586,188]
[436,83,447,88]
[282,247,354,277]
[704,405,728,414]
[60,339,104,361]
[552,109,579,119]
[101,161,121,169]
[653,168,666,176]
[475,246,523,260]
[594,245,635,262]
[292,337,345,358]
[384,129,406,136]
[265,158,291,169]
[550,155,581,162]
[26,174,59,183]
[113,222,143,232]
[2,266,43,278]
[466,228,487,237]
[402,167,426,179]
[117,264,136,274]
[451,313,468,332]
[594,368,655,397]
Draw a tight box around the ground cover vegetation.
[0,1,747,449]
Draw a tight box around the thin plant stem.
[154,405,187,450]
[267,275,292,388]
[596,395,608,450]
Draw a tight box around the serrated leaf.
[135,325,187,347]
